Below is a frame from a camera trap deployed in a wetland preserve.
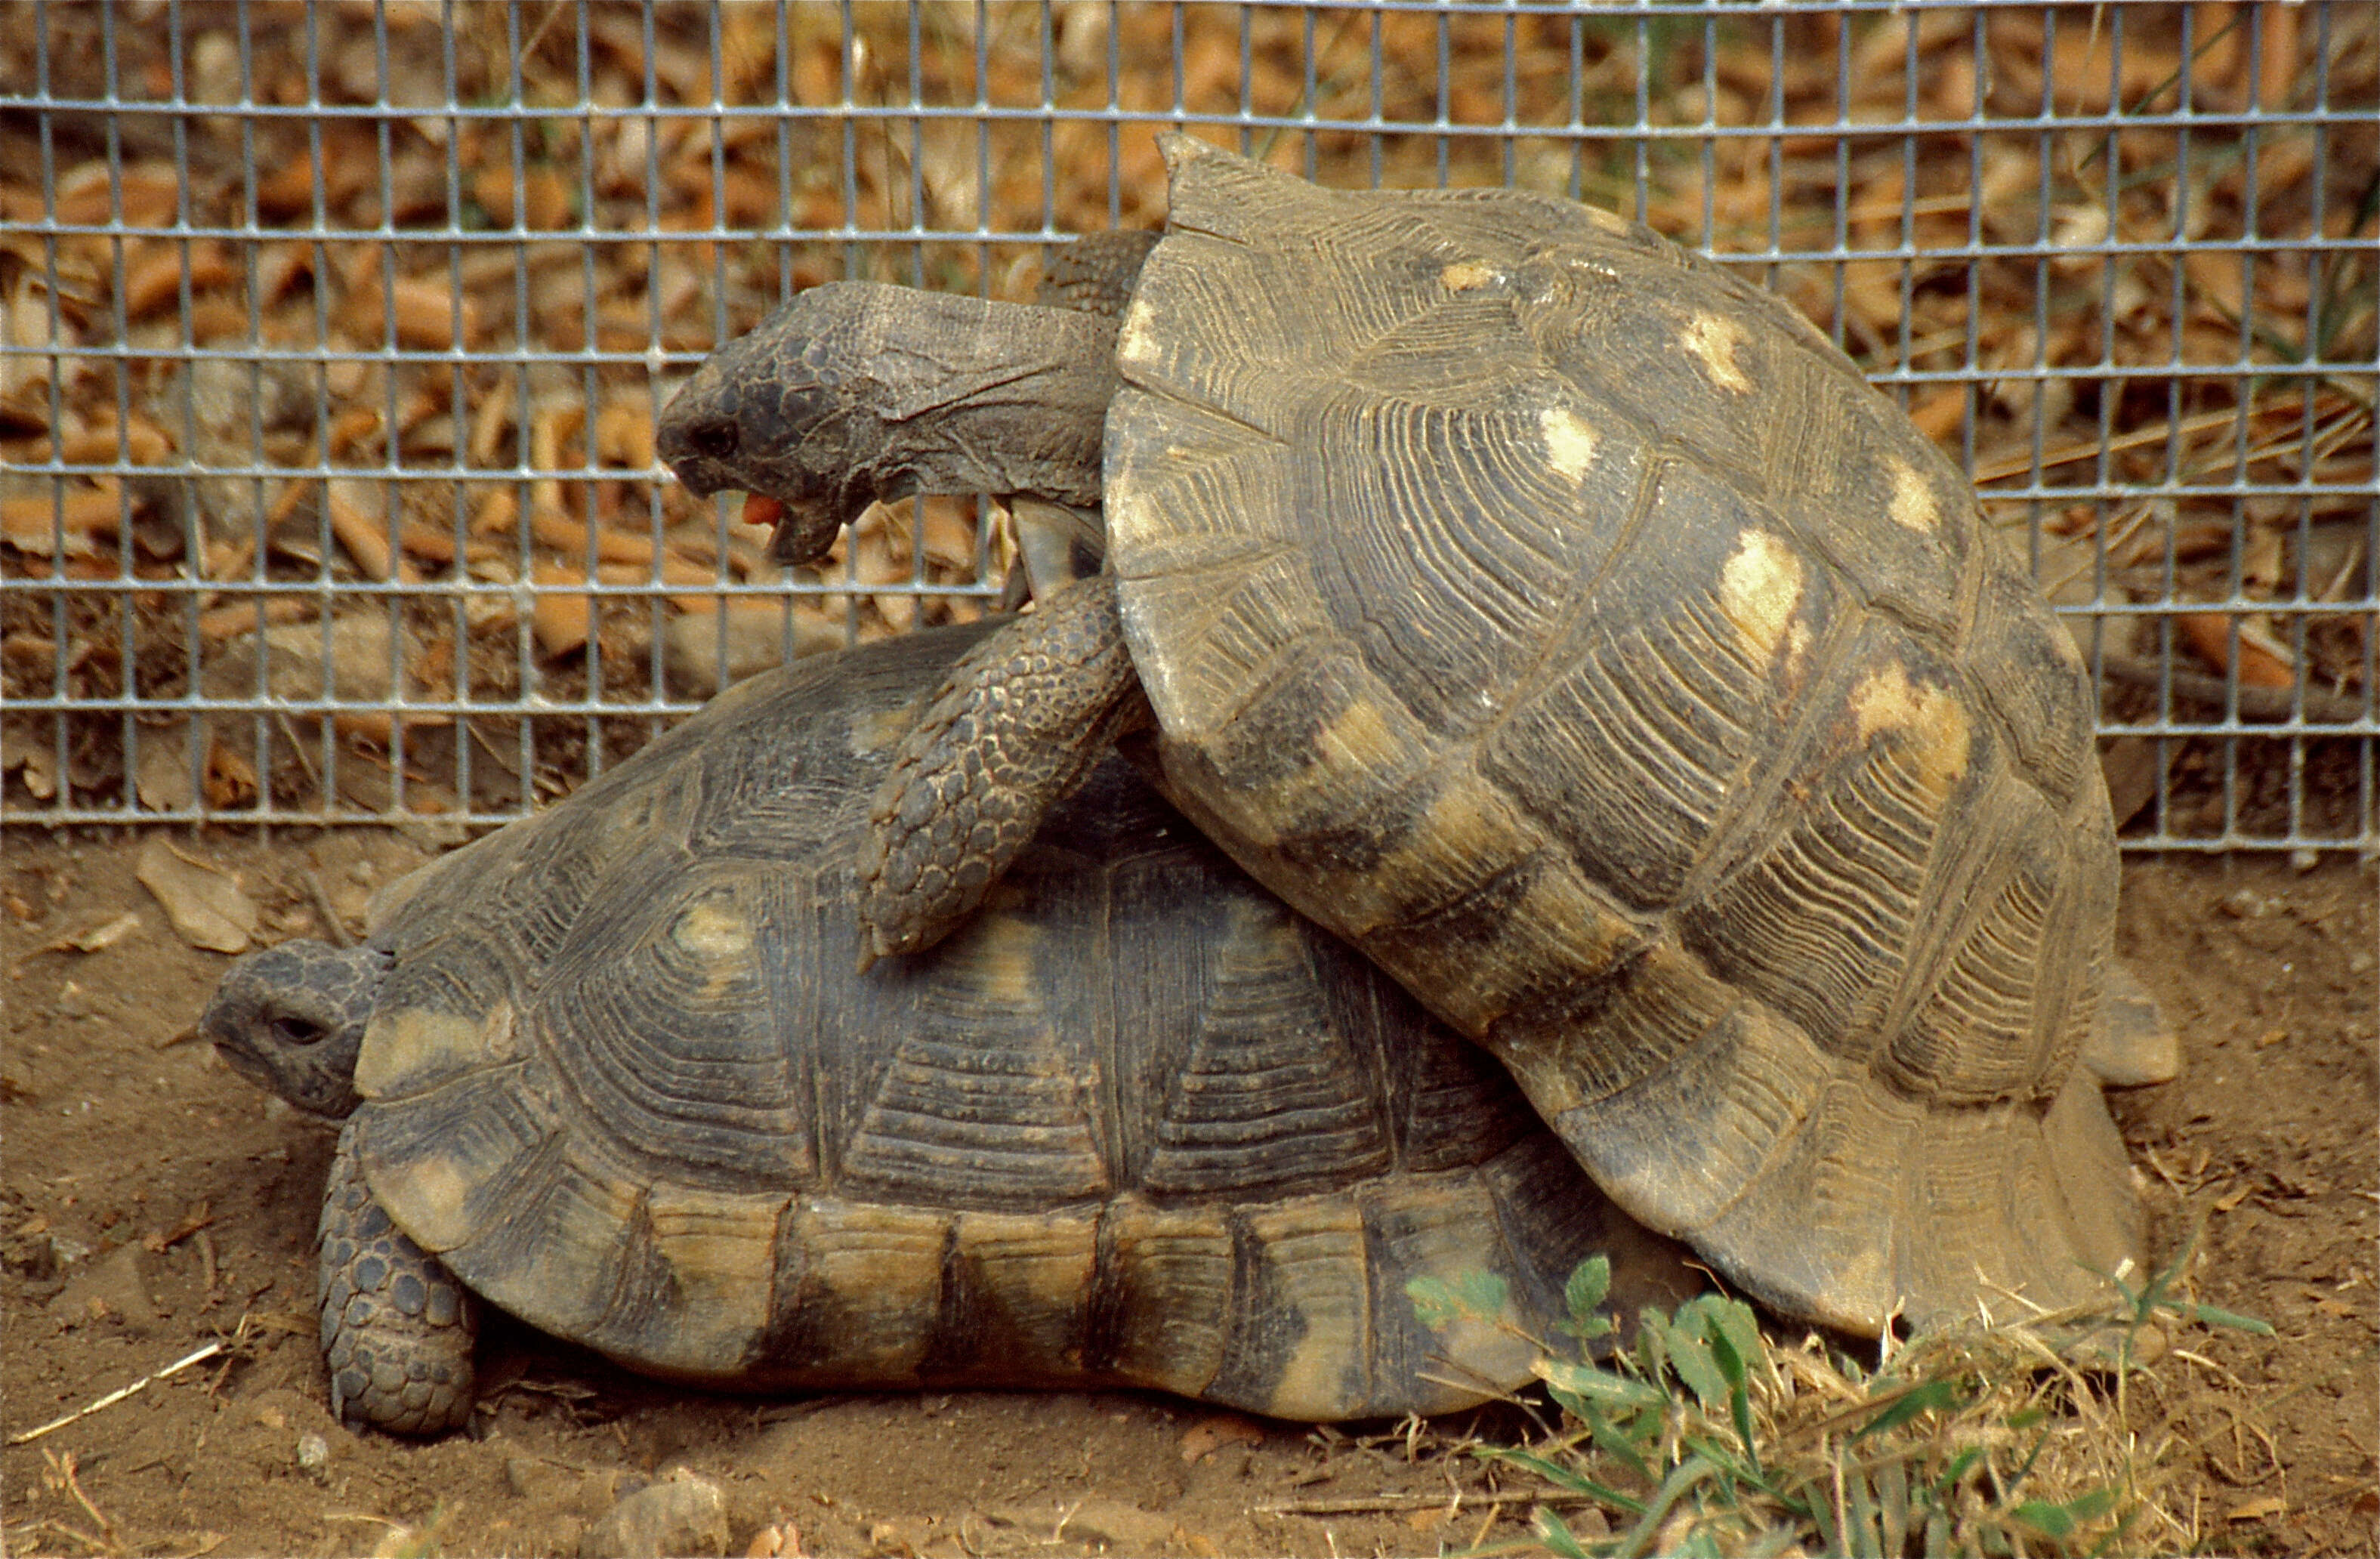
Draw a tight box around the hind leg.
[316,1119,478,1435]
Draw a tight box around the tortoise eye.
[272,1014,328,1048]
[686,420,739,461]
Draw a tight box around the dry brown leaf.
[2184,249,2249,323]
[52,418,173,467]
[2176,612,2296,690]
[325,478,397,581]
[134,720,199,812]
[2,483,124,554]
[471,486,520,538]
[471,165,573,230]
[53,162,182,226]
[196,597,313,642]
[45,913,143,955]
[594,402,656,470]
[1178,1412,1266,1464]
[332,709,452,742]
[123,240,239,320]
[531,505,659,566]
[351,276,480,350]
[205,736,259,810]
[396,520,458,564]
[134,837,260,954]
[529,560,594,656]
[1,720,59,800]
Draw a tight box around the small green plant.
[1412,1252,2271,1558]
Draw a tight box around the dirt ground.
[2,832,2375,1558]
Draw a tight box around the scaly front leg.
[858,575,1150,965]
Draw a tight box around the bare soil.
[2,832,2374,1557]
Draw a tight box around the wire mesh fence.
[2,1,2372,854]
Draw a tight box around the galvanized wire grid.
[2,1,2372,853]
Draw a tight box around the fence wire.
[2,1,2372,854]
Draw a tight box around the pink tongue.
[740,492,785,529]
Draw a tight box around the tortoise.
[200,622,1697,1436]
[656,136,2167,1338]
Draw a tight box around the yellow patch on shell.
[1716,529,1807,664]
[1886,459,1941,533]
[1115,296,1160,369]
[671,898,753,963]
[1681,313,1755,394]
[1227,690,1428,869]
[1851,663,1972,793]
[355,1000,518,1101]
[1539,406,1600,481]
[1582,204,1629,234]
[1440,259,1499,293]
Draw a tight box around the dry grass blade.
[8,1342,227,1446]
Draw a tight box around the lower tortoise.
[202,623,1696,1435]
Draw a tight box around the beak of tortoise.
[659,443,850,570]
[748,493,835,568]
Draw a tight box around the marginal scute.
[1095,1196,1233,1398]
[1232,1195,1370,1422]
[1357,1176,1536,1410]
[370,1147,480,1255]
[460,1146,641,1344]
[357,1002,516,1101]
[942,1209,1100,1374]
[625,1181,789,1375]
[1548,980,1826,1227]
[1691,1074,1914,1329]
[774,1196,946,1378]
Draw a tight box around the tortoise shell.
[341,623,1691,1420]
[1104,139,2139,1332]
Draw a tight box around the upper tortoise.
[659,137,2162,1336]
[202,625,1693,1435]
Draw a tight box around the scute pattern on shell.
[344,625,1694,1420]
[1107,140,2136,1333]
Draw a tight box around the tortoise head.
[656,282,918,569]
[201,940,391,1119]
[659,281,1116,570]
